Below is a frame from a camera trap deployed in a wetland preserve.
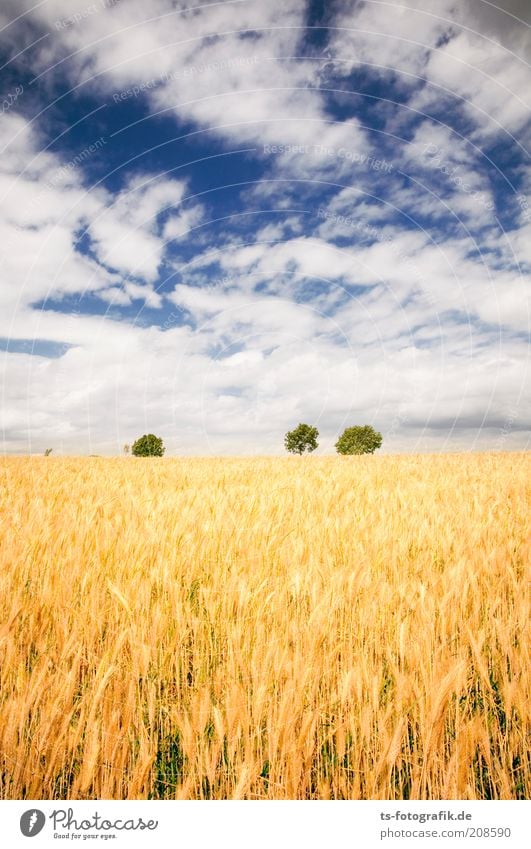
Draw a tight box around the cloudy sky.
[0,0,529,454]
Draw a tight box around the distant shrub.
[284,423,319,455]
[132,434,165,457]
[335,425,382,455]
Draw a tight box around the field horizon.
[4,448,528,459]
[1,452,529,800]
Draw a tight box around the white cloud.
[422,29,531,138]
[88,173,190,280]
[324,0,455,82]
[0,112,201,323]
[327,0,531,140]
[163,204,204,241]
[22,0,369,162]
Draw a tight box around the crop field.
[0,453,529,800]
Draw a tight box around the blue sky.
[0,0,529,454]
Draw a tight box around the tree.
[123,443,130,455]
[132,434,165,457]
[284,423,319,455]
[44,448,53,456]
[335,424,382,455]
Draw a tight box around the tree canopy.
[335,425,382,455]
[132,434,165,457]
[284,423,319,454]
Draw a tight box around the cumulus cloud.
[326,0,531,139]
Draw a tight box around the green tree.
[44,448,53,456]
[335,424,382,455]
[132,434,165,457]
[284,423,319,455]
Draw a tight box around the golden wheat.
[0,453,529,799]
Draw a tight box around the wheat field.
[0,453,529,800]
